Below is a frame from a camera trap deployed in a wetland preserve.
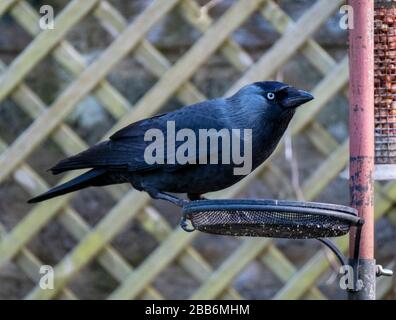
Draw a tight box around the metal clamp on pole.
[376,265,394,277]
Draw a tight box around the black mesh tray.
[182,199,360,239]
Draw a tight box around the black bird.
[28,81,313,206]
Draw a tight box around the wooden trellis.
[0,0,394,299]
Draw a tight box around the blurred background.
[0,0,395,299]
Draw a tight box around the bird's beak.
[280,87,314,109]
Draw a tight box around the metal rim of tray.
[181,199,361,239]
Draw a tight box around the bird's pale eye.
[266,92,275,100]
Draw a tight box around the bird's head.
[229,81,314,118]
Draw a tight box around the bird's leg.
[187,193,207,201]
[145,189,195,232]
[146,188,188,207]
[146,188,194,231]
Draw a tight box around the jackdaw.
[28,81,313,206]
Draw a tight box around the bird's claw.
[178,198,190,207]
[180,213,195,232]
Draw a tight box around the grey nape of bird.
[28,81,313,207]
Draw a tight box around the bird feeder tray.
[182,199,360,239]
[375,0,396,179]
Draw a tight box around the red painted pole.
[348,0,375,299]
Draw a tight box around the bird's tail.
[27,168,107,203]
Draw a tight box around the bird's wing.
[110,100,229,171]
[51,101,229,174]
[109,113,169,140]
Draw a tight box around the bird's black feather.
[28,169,107,203]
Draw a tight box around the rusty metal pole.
[348,0,376,300]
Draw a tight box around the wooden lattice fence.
[0,0,395,299]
